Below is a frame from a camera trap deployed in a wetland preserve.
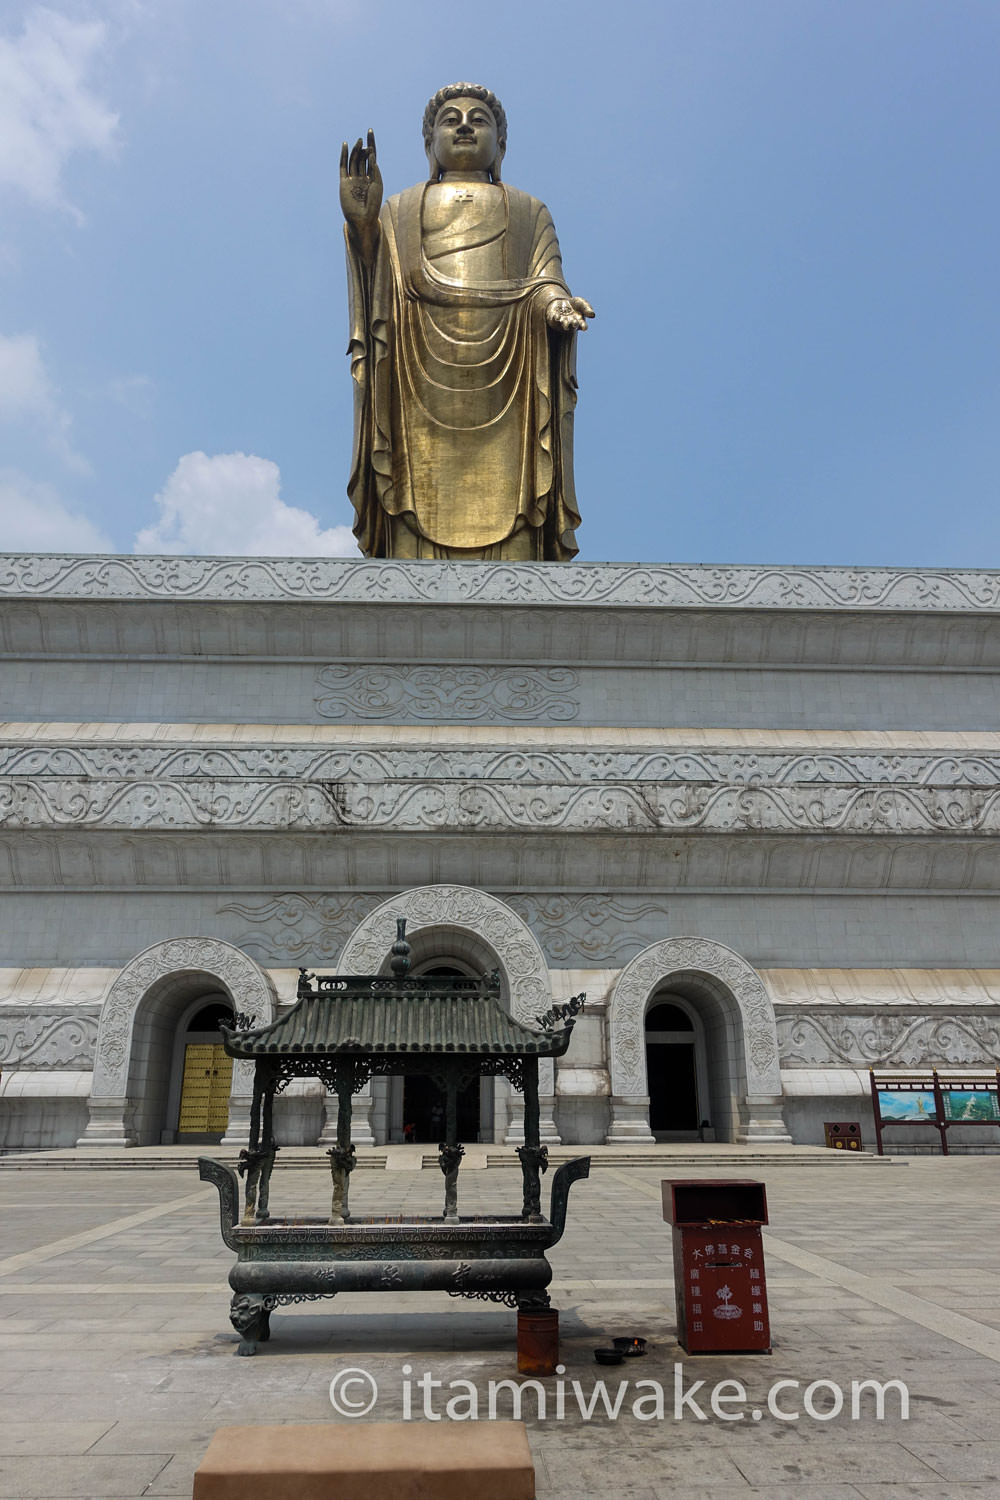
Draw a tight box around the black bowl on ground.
[612,1337,648,1356]
[594,1347,625,1365]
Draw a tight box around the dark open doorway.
[645,1001,700,1136]
[402,1074,481,1144]
[400,965,482,1143]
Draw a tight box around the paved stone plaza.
[2,1154,1000,1498]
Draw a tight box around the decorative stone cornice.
[2,830,996,897]
[4,555,1000,612]
[5,775,1000,835]
[4,742,1000,787]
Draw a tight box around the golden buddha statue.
[340,83,593,561]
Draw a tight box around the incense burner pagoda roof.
[220,971,578,1060]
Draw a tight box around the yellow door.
[178,1043,232,1135]
[206,1044,233,1132]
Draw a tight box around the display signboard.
[869,1069,1000,1155]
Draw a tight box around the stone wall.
[2,557,1000,1149]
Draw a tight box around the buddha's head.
[423,83,507,182]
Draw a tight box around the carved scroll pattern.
[608,938,781,1098]
[5,556,1000,612]
[220,893,384,961]
[5,742,1000,787]
[778,1011,1000,1068]
[314,665,579,723]
[7,777,1000,835]
[219,891,670,966]
[0,1013,98,1069]
[0,779,337,830]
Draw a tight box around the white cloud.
[135,451,357,556]
[0,7,118,217]
[0,331,88,471]
[0,469,111,551]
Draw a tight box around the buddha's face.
[431,96,499,175]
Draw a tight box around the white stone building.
[2,555,1000,1152]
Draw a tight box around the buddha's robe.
[346,181,582,559]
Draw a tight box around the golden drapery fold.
[346,183,582,559]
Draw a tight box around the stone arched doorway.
[335,885,557,1146]
[79,938,277,1147]
[606,937,789,1144]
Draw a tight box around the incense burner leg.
[256,1146,277,1222]
[438,1142,465,1222]
[517,1144,549,1223]
[230,1293,270,1357]
[254,1089,276,1222]
[327,1143,357,1224]
[327,1077,357,1224]
[518,1057,548,1222]
[238,1153,262,1225]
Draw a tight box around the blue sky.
[0,0,997,565]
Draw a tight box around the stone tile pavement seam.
[613,1169,1000,1366]
[0,1190,208,1278]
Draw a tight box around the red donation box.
[662,1179,771,1355]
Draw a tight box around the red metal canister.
[517,1309,560,1375]
[662,1180,771,1354]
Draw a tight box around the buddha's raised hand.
[340,130,382,254]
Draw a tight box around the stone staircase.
[0,1148,389,1171]
[485,1148,895,1168]
[0,1143,897,1170]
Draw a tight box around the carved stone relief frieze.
[313,664,580,723]
[7,776,1000,836]
[778,1011,1000,1068]
[5,741,1000,788]
[505,895,669,964]
[217,890,668,967]
[5,555,1000,612]
[0,1012,98,1069]
[220,892,384,962]
[0,778,338,831]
